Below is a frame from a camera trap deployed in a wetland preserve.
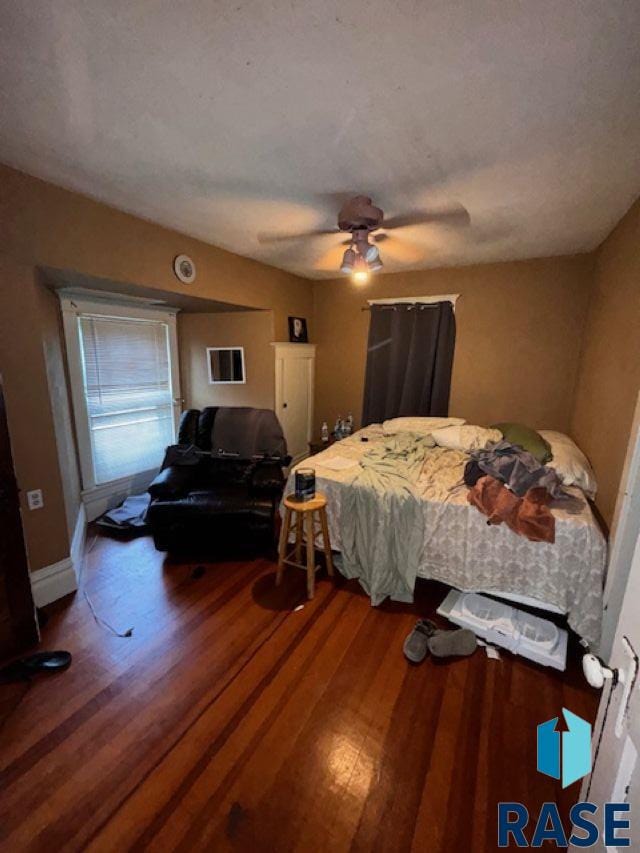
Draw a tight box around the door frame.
[573,400,640,847]
[600,391,640,660]
[272,342,316,465]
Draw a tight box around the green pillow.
[491,422,552,464]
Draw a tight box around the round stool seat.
[283,492,327,512]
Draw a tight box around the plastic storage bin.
[437,590,568,670]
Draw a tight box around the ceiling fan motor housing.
[338,195,384,232]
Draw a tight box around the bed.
[284,425,607,647]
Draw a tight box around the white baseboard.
[31,504,86,608]
[31,557,77,608]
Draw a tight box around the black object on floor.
[191,565,206,579]
[0,651,72,684]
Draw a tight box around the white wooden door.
[600,392,640,660]
[572,423,640,850]
[574,532,640,850]
[273,343,315,464]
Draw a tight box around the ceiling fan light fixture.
[351,255,370,284]
[368,255,383,272]
[340,247,357,274]
[363,243,379,263]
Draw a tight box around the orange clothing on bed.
[467,475,555,543]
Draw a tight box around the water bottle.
[334,416,342,439]
[321,421,329,443]
[346,413,354,436]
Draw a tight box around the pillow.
[382,416,466,436]
[491,422,552,464]
[538,431,597,498]
[432,424,502,452]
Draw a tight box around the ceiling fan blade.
[383,204,470,231]
[341,232,389,246]
[257,228,339,245]
[314,241,353,272]
[373,234,424,263]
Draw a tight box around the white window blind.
[78,314,175,484]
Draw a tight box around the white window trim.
[367,294,460,310]
[59,292,181,501]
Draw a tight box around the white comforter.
[285,426,607,646]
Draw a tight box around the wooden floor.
[0,531,598,852]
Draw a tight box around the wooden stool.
[276,492,334,599]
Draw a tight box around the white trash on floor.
[437,590,568,671]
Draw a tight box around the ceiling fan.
[257,195,470,282]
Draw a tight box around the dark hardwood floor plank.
[2,571,299,849]
[86,584,350,852]
[409,666,470,852]
[93,598,364,850]
[0,532,599,853]
[0,559,266,784]
[0,557,265,771]
[201,605,415,852]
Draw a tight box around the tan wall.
[0,165,313,342]
[0,164,313,571]
[571,198,640,526]
[2,156,637,567]
[313,254,593,436]
[0,255,71,570]
[179,311,276,411]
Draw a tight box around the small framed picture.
[288,316,308,343]
[207,347,246,384]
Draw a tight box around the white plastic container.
[437,590,568,671]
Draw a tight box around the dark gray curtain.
[361,301,456,426]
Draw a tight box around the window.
[61,295,180,492]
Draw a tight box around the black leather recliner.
[146,406,288,555]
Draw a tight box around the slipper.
[403,619,437,663]
[0,651,72,684]
[428,628,477,658]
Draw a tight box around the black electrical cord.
[80,534,134,638]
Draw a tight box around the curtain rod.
[361,303,442,311]
[361,294,459,312]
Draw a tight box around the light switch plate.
[26,489,44,510]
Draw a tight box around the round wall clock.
[173,254,196,284]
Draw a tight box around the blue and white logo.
[498,709,630,847]
[537,707,592,788]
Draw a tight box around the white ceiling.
[1,1,640,279]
